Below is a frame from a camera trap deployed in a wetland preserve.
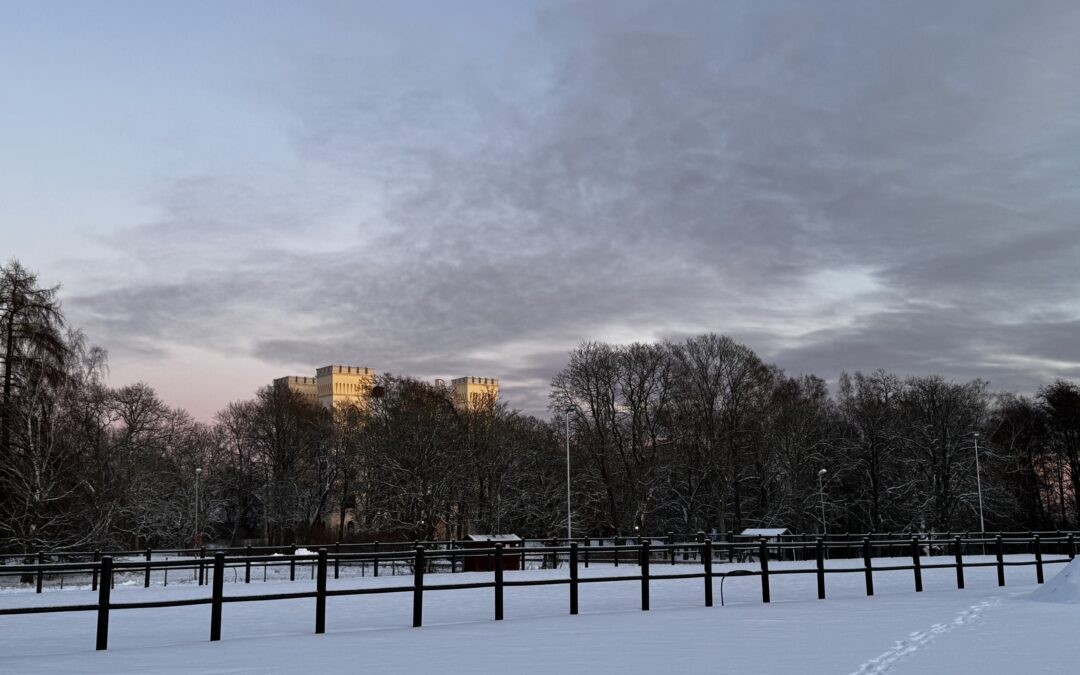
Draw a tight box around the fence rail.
[1,533,1075,651]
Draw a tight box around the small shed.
[738,528,790,561]
[738,528,789,540]
[462,534,523,572]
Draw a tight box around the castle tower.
[273,376,318,404]
[451,376,499,411]
[316,364,377,410]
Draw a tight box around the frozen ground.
[2,554,1078,674]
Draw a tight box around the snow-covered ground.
[2,554,1078,674]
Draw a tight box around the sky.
[2,0,1079,421]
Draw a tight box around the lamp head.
[196,467,202,474]
[818,468,827,476]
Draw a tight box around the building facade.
[271,376,317,403]
[315,364,377,409]
[452,376,500,411]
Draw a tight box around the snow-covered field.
[2,554,1078,674]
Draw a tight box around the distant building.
[315,364,377,409]
[273,364,499,539]
[275,365,499,411]
[452,376,500,411]
[272,376,317,403]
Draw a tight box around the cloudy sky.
[2,0,1078,420]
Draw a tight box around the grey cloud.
[773,309,1080,394]
[68,0,1080,417]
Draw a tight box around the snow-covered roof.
[465,534,522,542]
[739,528,789,537]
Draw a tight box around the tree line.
[551,337,1079,537]
[2,260,1078,554]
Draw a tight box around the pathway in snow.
[849,597,999,675]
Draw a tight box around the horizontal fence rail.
[0,533,1075,651]
[5,529,1078,572]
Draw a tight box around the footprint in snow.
[849,599,999,675]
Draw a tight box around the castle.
[274,365,499,411]
[273,365,500,535]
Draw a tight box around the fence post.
[995,534,1005,587]
[245,545,252,584]
[1069,533,1076,561]
[92,549,100,591]
[373,541,380,577]
[584,538,590,569]
[759,539,770,603]
[696,531,705,563]
[640,539,650,611]
[95,556,113,650]
[614,536,620,567]
[495,543,504,621]
[289,543,297,581]
[450,539,457,573]
[334,542,340,580]
[144,548,152,588]
[570,542,579,615]
[210,552,225,641]
[815,538,826,600]
[911,537,923,592]
[954,536,965,590]
[703,539,713,607]
[862,537,874,596]
[668,532,675,565]
[413,546,425,627]
[316,548,327,634]
[36,551,44,593]
[199,546,206,586]
[1034,535,1044,584]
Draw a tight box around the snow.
[1030,556,1080,604]
[2,554,1078,674]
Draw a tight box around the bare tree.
[898,376,990,532]
[1040,381,1080,527]
[669,334,773,534]
[837,370,904,531]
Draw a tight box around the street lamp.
[817,468,828,536]
[973,432,986,534]
[195,467,202,547]
[565,407,574,542]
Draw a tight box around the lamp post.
[973,432,985,534]
[817,468,828,536]
[565,407,573,542]
[195,467,202,547]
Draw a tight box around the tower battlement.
[275,376,316,385]
[451,376,499,386]
[316,365,375,376]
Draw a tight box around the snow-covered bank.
[1030,556,1080,604]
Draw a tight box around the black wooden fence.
[0,533,1074,651]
